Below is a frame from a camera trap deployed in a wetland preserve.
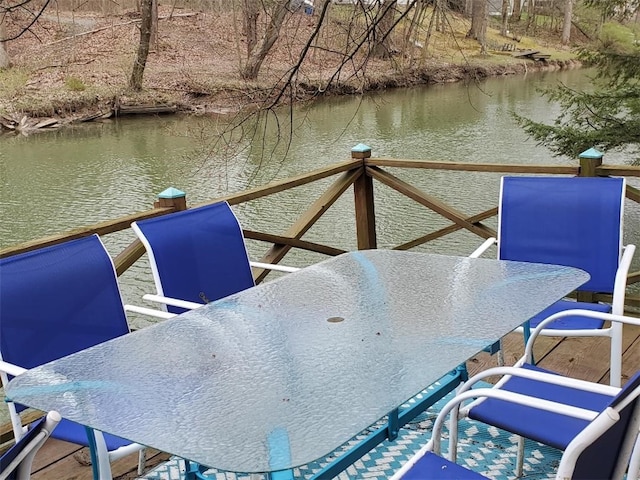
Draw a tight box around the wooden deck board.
[31,439,171,480]
[11,315,640,480]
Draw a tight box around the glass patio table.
[6,250,589,478]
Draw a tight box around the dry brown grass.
[0,4,577,121]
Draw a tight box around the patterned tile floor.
[139,383,561,480]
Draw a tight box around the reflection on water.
[1,67,638,327]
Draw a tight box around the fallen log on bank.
[0,103,178,135]
[0,114,61,134]
[114,104,178,116]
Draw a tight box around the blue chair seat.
[400,452,486,479]
[52,419,132,451]
[468,364,614,450]
[528,300,611,330]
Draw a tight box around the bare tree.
[561,0,572,44]
[500,0,509,35]
[0,11,9,68]
[1,0,52,42]
[468,0,488,52]
[420,2,439,61]
[243,0,260,56]
[402,0,425,50]
[151,0,158,50]
[371,0,398,58]
[1,0,54,68]
[129,0,153,90]
[512,0,522,20]
[241,0,290,80]
[526,0,536,32]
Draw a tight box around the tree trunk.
[526,0,536,33]
[402,0,423,59]
[468,0,487,52]
[0,12,9,69]
[371,0,398,59]
[561,0,572,45]
[437,0,446,32]
[420,3,438,64]
[241,0,289,80]
[500,0,509,36]
[243,0,259,57]
[150,0,158,51]
[512,0,521,21]
[129,0,153,90]
[465,0,473,17]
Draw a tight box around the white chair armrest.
[390,384,606,480]
[124,304,175,319]
[458,365,618,401]
[249,261,300,273]
[142,294,204,311]
[523,309,640,363]
[0,360,27,377]
[469,237,496,258]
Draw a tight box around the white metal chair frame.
[0,409,61,480]
[391,372,640,480]
[471,234,635,388]
[449,310,640,478]
[131,202,299,313]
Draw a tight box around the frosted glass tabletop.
[6,250,588,473]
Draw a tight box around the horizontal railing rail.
[1,148,639,307]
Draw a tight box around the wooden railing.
[2,145,639,307]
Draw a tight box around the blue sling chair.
[131,201,299,314]
[471,176,635,387]
[0,407,61,480]
[391,310,640,479]
[0,235,172,480]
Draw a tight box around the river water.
[1,67,639,330]
[1,68,640,429]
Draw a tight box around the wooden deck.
[10,314,640,480]
[2,143,639,480]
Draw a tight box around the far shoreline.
[0,57,582,136]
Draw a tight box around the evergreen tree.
[514,24,640,163]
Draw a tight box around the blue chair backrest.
[132,201,255,314]
[0,235,129,412]
[499,176,624,293]
[572,371,640,479]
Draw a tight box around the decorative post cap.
[157,187,186,199]
[351,143,371,159]
[579,148,604,160]
[155,187,187,211]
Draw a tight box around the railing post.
[154,187,188,211]
[578,147,604,177]
[114,187,187,276]
[352,144,377,250]
[577,148,604,303]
